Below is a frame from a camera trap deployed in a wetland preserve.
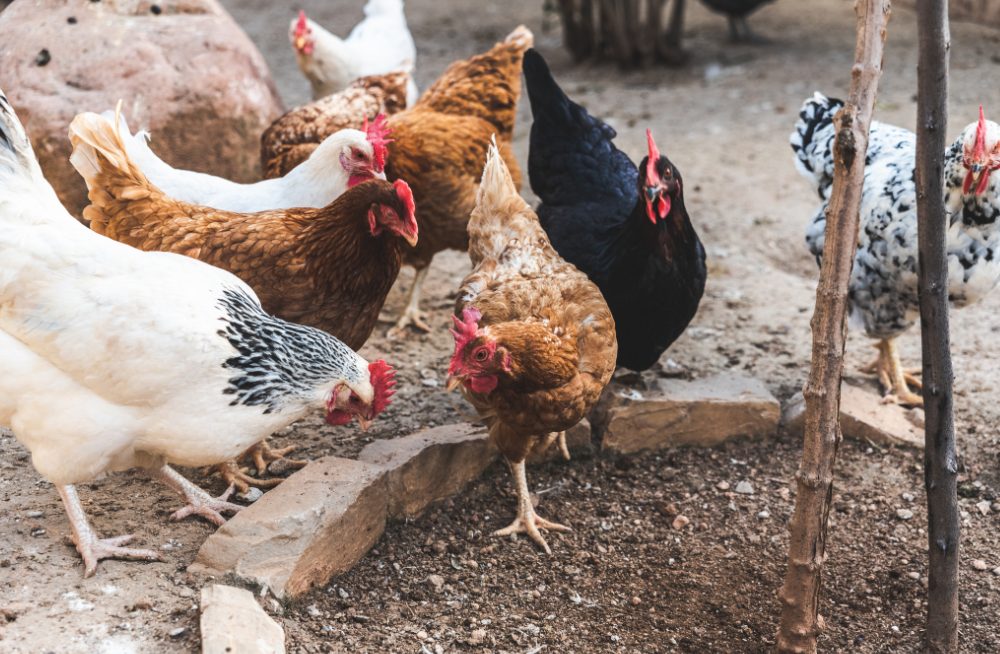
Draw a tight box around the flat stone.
[192,457,387,598]
[0,0,283,217]
[358,423,494,519]
[782,385,923,449]
[600,374,780,454]
[200,584,285,654]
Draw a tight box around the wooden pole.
[915,0,959,651]
[776,2,892,652]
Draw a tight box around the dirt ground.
[2,0,1000,652]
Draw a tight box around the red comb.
[392,179,418,236]
[974,104,988,159]
[363,114,393,173]
[294,10,309,36]
[646,129,661,187]
[368,359,396,417]
[448,307,482,374]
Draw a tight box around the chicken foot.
[57,484,162,577]
[211,440,307,493]
[389,266,432,336]
[861,338,923,407]
[493,460,571,554]
[154,465,242,526]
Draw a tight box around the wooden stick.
[915,0,959,651]
[776,2,892,652]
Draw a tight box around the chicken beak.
[294,36,307,52]
[446,375,463,392]
[356,414,372,432]
[403,231,419,248]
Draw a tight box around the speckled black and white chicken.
[792,93,1000,405]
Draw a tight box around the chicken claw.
[248,441,307,475]
[58,485,162,577]
[494,460,571,554]
[861,338,923,407]
[155,465,243,527]
[388,266,432,336]
[212,460,285,495]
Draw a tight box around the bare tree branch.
[915,0,959,651]
[776,1,892,652]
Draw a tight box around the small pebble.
[735,481,754,495]
[306,604,321,618]
[901,492,915,503]
[757,510,770,519]
[25,510,43,519]
[168,627,187,639]
[896,508,914,521]
[716,481,731,491]
[427,574,445,591]
[469,628,487,645]
[432,540,448,555]
[992,567,1000,577]
[975,500,991,516]
[417,630,428,640]
[971,559,988,571]
[237,487,264,503]
[907,571,920,580]
[671,515,690,530]
[35,49,51,66]
[630,596,641,606]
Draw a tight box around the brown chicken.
[446,141,617,554]
[261,25,534,334]
[261,71,410,179]
[68,109,418,491]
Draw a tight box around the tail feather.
[476,135,526,217]
[414,25,533,139]
[69,107,159,234]
[790,92,843,185]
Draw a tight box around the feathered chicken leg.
[493,459,571,554]
[861,338,923,406]
[57,484,162,577]
[154,465,243,526]
[389,266,432,335]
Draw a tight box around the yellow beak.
[294,36,307,52]
[445,375,463,392]
[356,414,372,432]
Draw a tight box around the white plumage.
[290,0,419,105]
[0,91,379,575]
[70,109,383,212]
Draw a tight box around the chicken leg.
[211,440,307,493]
[535,431,571,461]
[861,338,923,406]
[389,266,432,336]
[57,484,161,577]
[493,459,571,554]
[154,465,243,526]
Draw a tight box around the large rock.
[600,374,780,454]
[200,584,285,654]
[192,457,388,598]
[0,0,284,217]
[358,424,495,519]
[781,385,924,448]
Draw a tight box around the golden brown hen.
[447,141,617,554]
[261,25,534,334]
[68,110,418,491]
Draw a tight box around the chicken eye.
[474,348,489,362]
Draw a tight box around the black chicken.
[699,0,775,42]
[523,49,706,371]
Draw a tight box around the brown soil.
[2,0,999,652]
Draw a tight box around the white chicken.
[793,93,1000,405]
[97,109,390,212]
[290,1,419,105]
[0,91,397,576]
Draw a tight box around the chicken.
[103,108,389,213]
[698,0,776,42]
[524,49,706,372]
[69,109,416,490]
[792,93,1000,406]
[262,71,410,179]
[291,2,419,105]
[0,91,396,576]
[447,141,617,554]
[265,25,533,334]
